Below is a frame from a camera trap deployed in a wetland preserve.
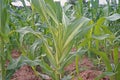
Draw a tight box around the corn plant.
[89,16,120,80]
[2,0,119,80]
[0,0,10,80]
[15,0,93,79]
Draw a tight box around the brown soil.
[65,56,109,80]
[73,70,109,80]
[11,49,21,59]
[80,70,102,80]
[11,65,41,80]
[7,49,41,80]
[64,56,94,72]
[9,49,110,80]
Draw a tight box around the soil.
[11,49,21,59]
[11,65,41,80]
[73,70,109,80]
[6,49,42,80]
[64,56,109,80]
[7,49,110,80]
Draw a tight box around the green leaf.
[106,13,120,21]
[92,34,110,40]
[91,49,112,71]
[31,0,59,25]
[62,75,72,80]
[95,72,116,80]
[115,62,120,80]
[62,11,70,27]
[24,59,40,66]
[0,75,1,80]
[60,17,91,69]
[7,56,23,70]
[17,27,57,68]
[60,54,76,71]
[16,27,42,45]
[30,39,42,58]
[63,17,90,49]
[38,60,54,77]
[94,18,106,36]
[113,47,119,65]
[0,0,9,43]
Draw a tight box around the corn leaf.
[91,49,112,71]
[106,13,120,21]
